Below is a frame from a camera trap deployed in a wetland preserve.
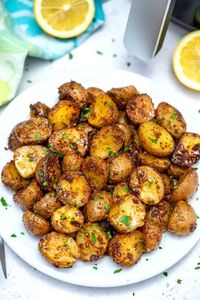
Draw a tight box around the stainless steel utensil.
[0,236,7,279]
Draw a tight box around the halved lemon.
[173,30,200,91]
[34,0,95,38]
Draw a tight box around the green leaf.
[119,215,130,227]
[163,272,168,277]
[10,233,17,238]
[113,269,122,274]
[91,232,96,244]
[123,146,129,152]
[148,137,158,144]
[170,113,177,120]
[177,279,182,284]
[124,186,130,193]
[104,203,109,212]
[35,132,41,142]
[0,197,8,207]
[107,231,112,239]
[69,53,73,60]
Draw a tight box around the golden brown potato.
[146,201,171,230]
[58,81,88,108]
[48,100,80,131]
[109,153,134,183]
[171,132,200,166]
[142,220,162,252]
[51,205,84,234]
[33,192,62,219]
[138,152,170,173]
[138,122,175,157]
[8,123,23,151]
[87,94,119,128]
[90,126,124,159]
[30,102,50,118]
[76,223,109,262]
[113,183,132,203]
[14,181,43,211]
[117,111,128,124]
[116,124,132,146]
[81,156,108,191]
[84,191,112,222]
[169,168,198,203]
[167,201,197,235]
[62,152,83,172]
[160,174,173,199]
[14,145,48,178]
[168,163,188,178]
[57,172,91,207]
[130,166,164,205]
[15,117,52,145]
[1,160,29,191]
[126,94,155,124]
[35,155,61,191]
[109,194,146,233]
[156,102,186,138]
[86,87,105,104]
[107,85,138,109]
[39,231,80,267]
[22,210,51,236]
[108,231,144,267]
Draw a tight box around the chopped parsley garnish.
[38,170,44,177]
[0,197,8,207]
[124,186,130,193]
[69,53,73,60]
[159,246,163,249]
[20,232,25,235]
[108,148,113,157]
[80,228,88,234]
[47,143,52,148]
[61,132,70,140]
[28,157,34,162]
[159,118,165,123]
[113,54,117,57]
[53,183,57,190]
[113,269,122,274]
[177,279,182,284]
[10,234,17,238]
[163,272,168,277]
[107,231,112,239]
[42,181,48,187]
[91,232,96,244]
[198,109,200,113]
[148,178,154,185]
[140,249,146,253]
[126,62,131,67]
[148,137,158,144]
[119,215,130,227]
[51,175,55,181]
[27,80,32,83]
[69,142,77,149]
[145,258,149,261]
[195,266,200,270]
[124,146,129,152]
[35,132,41,142]
[92,265,98,270]
[104,203,109,212]
[96,50,103,55]
[60,215,66,220]
[170,113,177,120]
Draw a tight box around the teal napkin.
[0,0,105,105]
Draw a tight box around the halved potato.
[138,122,175,157]
[86,87,105,104]
[142,220,162,252]
[107,85,138,109]
[116,124,132,146]
[156,102,186,138]
[57,172,91,207]
[171,132,200,166]
[138,152,170,172]
[14,145,48,178]
[146,201,171,230]
[33,192,62,219]
[90,126,124,159]
[39,231,80,267]
[22,210,51,236]
[62,152,83,172]
[8,123,23,151]
[126,94,155,124]
[109,153,134,183]
[30,101,50,118]
[113,183,132,203]
[48,100,80,131]
[130,166,164,205]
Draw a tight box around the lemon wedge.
[34,0,95,38]
[173,30,200,91]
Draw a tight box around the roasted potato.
[62,152,83,172]
[142,220,162,252]
[108,230,144,267]
[35,155,61,191]
[30,101,50,118]
[14,145,48,178]
[109,153,134,183]
[15,117,52,145]
[1,160,29,191]
[22,211,51,236]
[109,194,146,233]
[58,80,88,108]
[168,163,188,178]
[48,100,80,131]
[138,151,170,172]
[57,172,91,207]
[126,94,155,124]
[171,132,200,166]
[138,121,175,157]
[113,183,132,203]
[130,166,164,205]
[39,231,80,267]
[117,111,128,124]
[14,181,42,211]
[116,124,132,146]
[51,205,84,234]
[169,168,198,203]
[76,223,109,262]
[107,85,138,109]
[146,201,171,230]
[33,192,62,219]
[81,156,108,191]
[8,123,23,151]
[86,87,105,104]
[156,102,186,138]
[167,201,197,235]
[84,191,112,222]
[90,126,124,159]
[160,174,173,199]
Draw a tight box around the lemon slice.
[34,0,95,38]
[173,30,200,91]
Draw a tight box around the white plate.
[0,70,199,287]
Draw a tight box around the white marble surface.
[0,1,200,299]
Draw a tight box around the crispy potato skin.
[33,192,62,219]
[117,111,128,124]
[108,231,144,267]
[113,183,132,203]
[57,172,91,207]
[48,100,80,131]
[81,156,108,191]
[160,174,173,199]
[138,122,175,157]
[168,163,188,178]
[14,181,42,211]
[1,160,29,191]
[130,166,164,205]
[84,191,112,222]
[8,123,23,151]
[109,153,134,183]
[171,133,200,167]
[126,94,155,124]
[23,211,51,236]
[39,231,80,267]
[167,201,197,236]
[169,168,198,203]
[30,102,50,118]
[35,155,61,191]
[116,124,132,146]
[51,205,84,234]
[138,152,170,173]
[109,194,146,233]
[58,81,88,108]
[142,221,162,252]
[86,87,105,104]
[146,201,171,230]
[76,223,109,262]
[62,152,83,172]
[107,85,138,109]
[156,102,186,138]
